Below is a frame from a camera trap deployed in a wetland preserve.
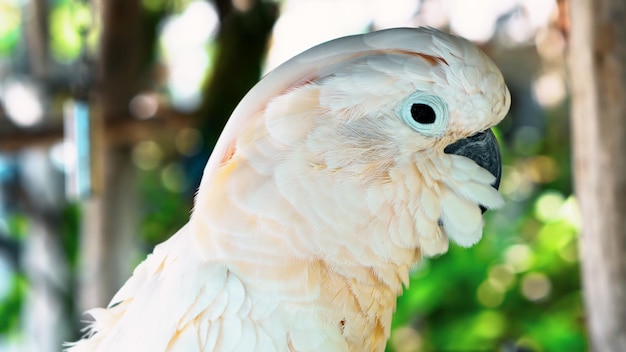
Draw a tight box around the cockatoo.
[68,27,510,351]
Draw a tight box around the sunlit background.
[0,0,582,351]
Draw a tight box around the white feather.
[440,188,484,247]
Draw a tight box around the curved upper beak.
[443,129,502,213]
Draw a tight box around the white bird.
[68,27,510,352]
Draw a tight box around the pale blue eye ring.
[399,92,449,137]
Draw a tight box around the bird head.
[195,27,510,266]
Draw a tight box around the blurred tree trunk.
[200,0,277,140]
[77,0,142,313]
[24,0,49,79]
[78,150,139,311]
[190,0,277,192]
[568,0,626,350]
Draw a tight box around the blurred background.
[0,0,582,351]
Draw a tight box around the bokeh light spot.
[175,128,203,157]
[488,264,516,290]
[160,0,218,111]
[0,1,21,54]
[501,166,534,201]
[525,155,558,184]
[505,244,533,273]
[477,281,505,308]
[161,163,187,193]
[130,93,159,119]
[521,272,552,301]
[474,311,506,339]
[560,196,582,230]
[516,336,542,351]
[371,0,420,29]
[534,190,565,223]
[2,79,44,127]
[389,326,423,352]
[132,141,163,171]
[532,71,566,108]
[558,240,579,263]
[49,141,72,172]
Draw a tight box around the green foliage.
[60,203,81,270]
[0,275,26,335]
[49,1,98,62]
[0,213,28,336]
[138,166,191,246]
[142,0,170,13]
[0,2,20,56]
[389,209,584,350]
[5,214,27,240]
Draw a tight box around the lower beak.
[443,129,502,212]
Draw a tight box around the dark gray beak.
[443,129,502,213]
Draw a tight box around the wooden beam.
[0,109,195,152]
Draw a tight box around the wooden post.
[77,0,143,313]
[568,0,626,350]
[24,0,49,79]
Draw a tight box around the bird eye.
[399,92,449,137]
[411,103,436,124]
